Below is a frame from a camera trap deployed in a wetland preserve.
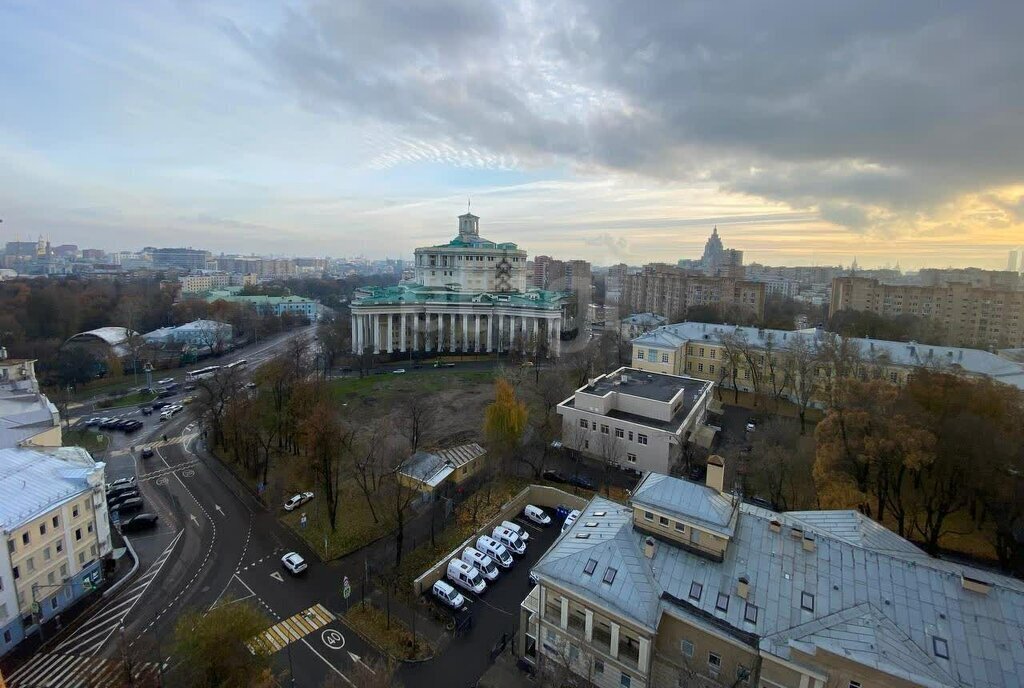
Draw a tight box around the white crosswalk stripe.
[7,530,182,686]
[5,652,162,687]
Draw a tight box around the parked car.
[446,559,487,595]
[113,497,144,514]
[123,420,143,433]
[391,368,406,375]
[283,492,314,511]
[109,490,141,509]
[184,384,197,391]
[461,547,499,581]
[433,361,455,368]
[281,552,307,575]
[561,509,582,533]
[141,407,153,416]
[523,505,551,526]
[151,401,169,410]
[157,390,176,399]
[476,536,514,569]
[106,476,136,491]
[491,526,526,556]
[568,474,595,491]
[156,378,174,386]
[141,447,154,459]
[745,419,757,432]
[85,418,101,427]
[501,520,530,543]
[431,580,465,610]
[120,513,158,533]
[542,469,568,484]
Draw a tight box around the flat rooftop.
[582,367,710,403]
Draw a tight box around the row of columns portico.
[351,310,561,356]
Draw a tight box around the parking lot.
[403,505,566,686]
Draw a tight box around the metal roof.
[631,321,1024,390]
[531,478,1024,687]
[630,472,737,538]
[63,327,137,347]
[0,447,103,530]
[352,283,570,310]
[399,443,485,488]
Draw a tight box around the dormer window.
[688,582,703,601]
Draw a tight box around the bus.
[225,359,248,370]
[185,365,221,382]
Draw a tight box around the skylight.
[800,592,814,612]
[584,558,598,575]
[715,593,729,612]
[689,581,703,601]
[575,533,591,539]
[594,511,607,517]
[584,522,598,527]
[933,636,949,659]
[744,603,758,624]
[603,567,617,585]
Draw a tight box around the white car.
[156,378,174,386]
[523,505,551,526]
[432,580,465,610]
[284,492,314,511]
[745,420,757,432]
[392,368,406,375]
[281,552,307,575]
[562,509,582,533]
[106,476,137,491]
[501,520,530,543]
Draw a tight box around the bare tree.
[352,422,386,524]
[783,333,818,434]
[193,363,245,446]
[595,431,624,496]
[302,401,356,532]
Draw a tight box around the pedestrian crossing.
[106,432,199,458]
[5,652,163,688]
[247,603,335,655]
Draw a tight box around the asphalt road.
[7,326,381,688]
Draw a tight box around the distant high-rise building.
[151,247,210,271]
[701,226,724,268]
[1009,248,1024,275]
[623,264,766,321]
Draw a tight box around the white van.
[432,580,465,610]
[523,505,551,526]
[476,535,514,569]
[501,520,530,542]
[446,558,487,595]
[561,509,582,533]
[491,525,526,556]
[462,547,499,581]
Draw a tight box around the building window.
[7,540,14,554]
[637,350,645,360]
[644,511,654,521]
[698,363,704,373]
[21,533,29,546]
[626,453,637,464]
[688,581,703,601]
[594,659,604,674]
[680,639,694,658]
[56,541,63,553]
[87,523,94,534]
[637,434,648,445]
[674,521,685,532]
[933,636,949,659]
[60,564,67,577]
[615,428,624,438]
[43,547,51,561]
[686,346,693,355]
[579,419,588,428]
[744,369,750,380]
[73,506,79,518]
[708,652,722,669]
[716,593,730,612]
[75,528,82,541]
[600,424,609,434]
[620,675,631,688]
[890,371,899,383]
[628,431,633,441]
[800,592,814,612]
[659,516,669,526]
[12,566,19,580]
[649,349,657,360]
[26,557,35,573]
[584,440,589,450]
[39,523,46,536]
[709,349,716,359]
[661,353,669,363]
[584,558,598,575]
[78,552,85,564]
[709,365,715,375]
[699,347,705,356]
[744,603,758,624]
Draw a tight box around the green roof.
[424,236,520,250]
[352,283,570,309]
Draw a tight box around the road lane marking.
[270,571,284,582]
[247,604,336,656]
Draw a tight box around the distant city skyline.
[1,2,1021,270]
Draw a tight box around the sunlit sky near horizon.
[1,1,1022,269]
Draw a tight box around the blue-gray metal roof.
[630,472,737,537]
[531,480,1024,687]
[0,447,101,530]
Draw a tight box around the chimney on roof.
[706,455,725,493]
[737,576,750,600]
[644,536,656,559]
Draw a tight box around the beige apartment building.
[629,322,1024,406]
[556,367,713,475]
[830,275,1024,348]
[519,466,1024,688]
[0,354,61,449]
[0,447,112,656]
[623,264,766,322]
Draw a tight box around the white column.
[350,314,357,353]
[610,623,620,659]
[554,317,561,356]
[559,598,569,630]
[400,313,407,352]
[639,637,650,673]
[438,312,445,351]
[386,313,394,353]
[372,314,380,353]
[584,609,593,642]
[462,313,469,352]
[354,314,363,353]
[474,314,481,352]
[413,313,420,350]
[425,313,432,352]
[533,317,539,354]
[486,314,493,352]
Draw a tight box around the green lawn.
[96,390,158,409]
[281,479,395,559]
[63,429,109,453]
[330,370,495,401]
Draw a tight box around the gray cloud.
[251,0,1024,228]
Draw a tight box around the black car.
[107,484,137,500]
[141,406,153,416]
[114,497,144,514]
[157,390,176,399]
[120,513,158,533]
[568,474,596,491]
[100,419,120,430]
[542,469,569,484]
[151,401,169,410]
[184,384,196,391]
[141,447,154,459]
[108,490,140,508]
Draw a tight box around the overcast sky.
[1,0,1022,269]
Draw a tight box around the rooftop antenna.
[467,196,471,214]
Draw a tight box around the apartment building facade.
[623,264,766,322]
[520,468,1024,688]
[0,354,61,449]
[556,367,713,474]
[830,275,1024,348]
[0,447,112,656]
[630,322,1024,404]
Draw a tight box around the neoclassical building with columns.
[351,213,574,357]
